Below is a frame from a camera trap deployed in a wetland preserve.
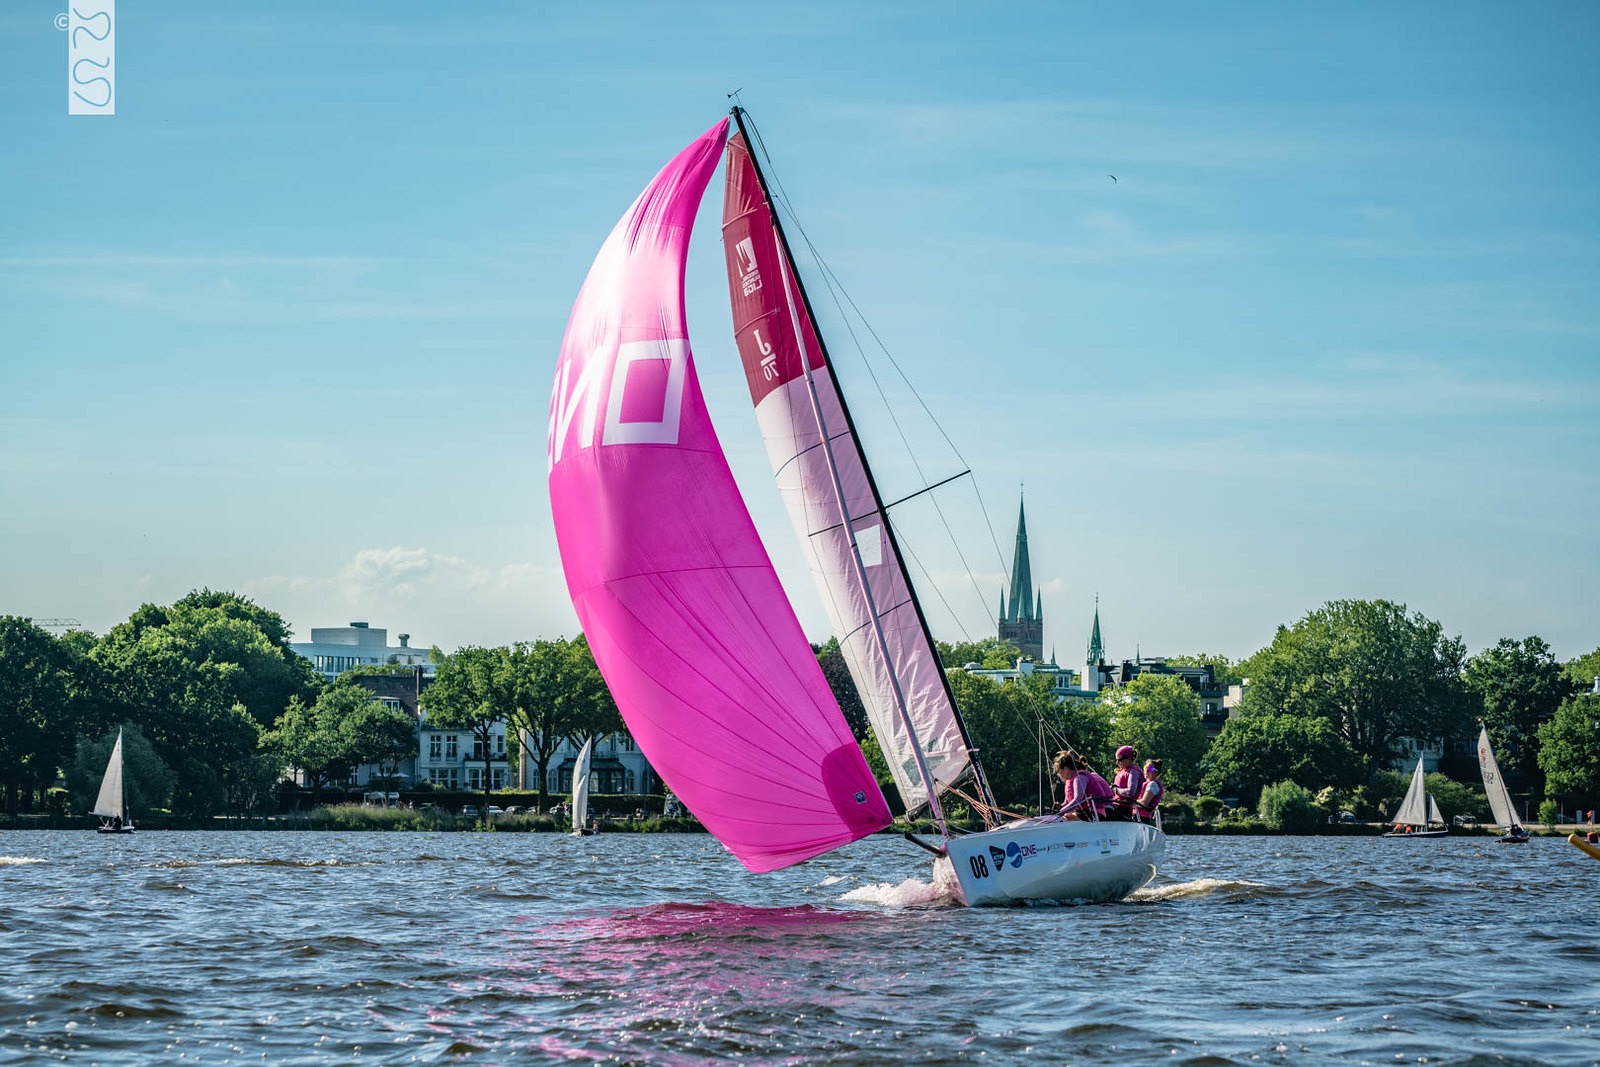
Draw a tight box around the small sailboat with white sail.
[570,736,597,836]
[1383,756,1447,837]
[1476,726,1528,843]
[546,110,1162,904]
[92,728,134,834]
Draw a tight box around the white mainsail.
[1477,726,1519,830]
[1392,757,1431,827]
[720,127,975,818]
[92,730,125,821]
[571,737,593,832]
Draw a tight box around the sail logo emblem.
[548,338,689,469]
[735,237,762,296]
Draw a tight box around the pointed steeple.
[1007,494,1033,623]
[1087,595,1103,666]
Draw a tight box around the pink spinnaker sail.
[547,120,890,873]
[721,132,974,814]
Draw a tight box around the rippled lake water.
[2,829,1596,1065]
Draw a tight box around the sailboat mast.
[729,106,997,819]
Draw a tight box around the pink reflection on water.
[489,902,878,1058]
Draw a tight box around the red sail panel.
[721,132,972,813]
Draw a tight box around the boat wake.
[839,877,959,908]
[0,856,47,866]
[1129,877,1269,902]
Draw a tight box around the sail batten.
[720,123,976,816]
[548,119,891,873]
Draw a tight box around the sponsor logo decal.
[735,237,762,296]
[988,845,1006,870]
[1004,841,1037,868]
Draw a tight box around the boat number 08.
[968,854,989,878]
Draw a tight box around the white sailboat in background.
[570,737,596,837]
[1477,726,1529,843]
[1384,756,1448,837]
[92,729,134,834]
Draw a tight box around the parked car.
[486,806,506,818]
[1327,810,1357,824]
[461,805,479,817]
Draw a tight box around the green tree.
[93,623,263,817]
[1423,772,1488,826]
[1201,713,1361,799]
[264,692,351,806]
[1164,654,1243,687]
[814,637,869,741]
[1537,693,1600,806]
[423,646,509,823]
[341,693,418,789]
[66,725,175,819]
[1463,636,1569,791]
[1236,599,1469,769]
[1098,673,1208,791]
[938,637,1023,670]
[96,591,319,730]
[503,637,623,810]
[945,670,1041,810]
[1258,780,1322,832]
[0,617,108,814]
[1563,648,1600,692]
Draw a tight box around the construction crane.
[29,617,82,631]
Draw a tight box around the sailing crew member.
[1054,751,1093,819]
[1082,762,1115,819]
[1134,760,1164,820]
[1107,746,1144,819]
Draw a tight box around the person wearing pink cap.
[1106,745,1144,820]
[1134,760,1164,820]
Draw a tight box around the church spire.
[1087,595,1103,666]
[997,490,1044,660]
[1006,494,1033,623]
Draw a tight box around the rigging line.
[744,121,1012,595]
[889,514,974,644]
[765,183,1001,624]
[805,469,971,539]
[798,250,998,618]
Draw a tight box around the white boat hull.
[935,817,1164,907]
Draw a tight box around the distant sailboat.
[93,729,134,834]
[1477,726,1528,843]
[570,737,596,837]
[1384,756,1447,837]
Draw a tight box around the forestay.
[720,130,973,815]
[547,120,891,873]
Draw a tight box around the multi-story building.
[518,733,659,799]
[418,719,512,791]
[290,621,433,683]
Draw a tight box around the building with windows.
[518,733,659,801]
[290,621,434,683]
[419,720,512,791]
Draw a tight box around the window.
[445,735,458,759]
[467,767,483,790]
[429,735,442,760]
[495,733,505,757]
[491,768,506,790]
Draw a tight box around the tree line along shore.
[3,592,1597,834]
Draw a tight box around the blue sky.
[2,2,1596,663]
